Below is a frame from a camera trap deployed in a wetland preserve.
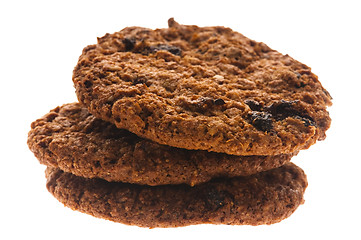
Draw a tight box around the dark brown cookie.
[28,103,294,186]
[46,163,307,228]
[73,18,332,156]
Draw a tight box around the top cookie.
[73,18,332,156]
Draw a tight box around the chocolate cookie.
[46,163,307,228]
[73,18,332,156]
[28,103,294,186]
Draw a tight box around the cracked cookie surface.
[45,163,307,228]
[73,18,332,155]
[28,103,294,186]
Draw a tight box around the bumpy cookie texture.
[73,18,332,156]
[46,163,307,228]
[28,103,294,186]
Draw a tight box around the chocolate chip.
[249,111,273,132]
[244,99,262,111]
[122,38,136,51]
[214,98,225,105]
[149,44,182,56]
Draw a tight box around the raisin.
[109,159,118,165]
[295,116,315,127]
[322,89,333,100]
[265,100,315,126]
[197,97,226,110]
[214,98,225,105]
[38,140,48,149]
[122,38,136,51]
[94,161,101,168]
[45,112,58,122]
[244,99,262,111]
[249,111,273,132]
[197,97,214,110]
[132,76,148,85]
[266,100,299,119]
[149,44,182,56]
[181,97,226,113]
[83,80,92,88]
[295,82,306,88]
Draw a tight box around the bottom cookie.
[46,163,307,228]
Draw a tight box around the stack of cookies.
[27,19,332,228]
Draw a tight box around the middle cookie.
[28,103,296,186]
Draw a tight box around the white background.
[1,0,360,239]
